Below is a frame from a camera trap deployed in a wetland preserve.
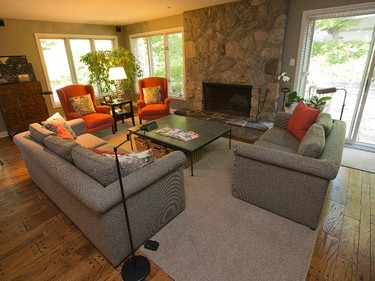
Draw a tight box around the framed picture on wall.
[0,56,36,84]
[104,95,113,103]
[17,74,32,82]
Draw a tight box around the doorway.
[296,4,375,148]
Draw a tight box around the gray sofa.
[13,118,186,267]
[232,112,346,229]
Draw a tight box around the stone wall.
[183,0,287,121]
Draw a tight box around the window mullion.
[147,36,154,76]
[65,38,78,84]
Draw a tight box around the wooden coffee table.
[128,115,232,176]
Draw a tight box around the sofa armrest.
[67,118,87,136]
[234,143,337,180]
[273,112,291,129]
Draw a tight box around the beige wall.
[0,18,118,134]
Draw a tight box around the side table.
[101,100,135,132]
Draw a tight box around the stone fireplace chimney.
[183,0,287,121]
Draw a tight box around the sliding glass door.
[296,4,375,147]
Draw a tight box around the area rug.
[135,138,318,281]
[341,146,375,173]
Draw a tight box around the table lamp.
[109,67,127,101]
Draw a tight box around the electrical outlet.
[290,59,295,66]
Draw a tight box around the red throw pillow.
[56,123,74,140]
[89,147,125,156]
[287,101,321,141]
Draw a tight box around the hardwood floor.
[0,136,373,280]
[0,137,172,281]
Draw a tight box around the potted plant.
[80,47,142,97]
[306,96,332,110]
[284,91,304,113]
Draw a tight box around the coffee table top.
[128,115,231,153]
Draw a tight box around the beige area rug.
[341,146,375,173]
[97,121,318,281]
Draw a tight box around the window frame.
[129,27,185,100]
[35,33,118,108]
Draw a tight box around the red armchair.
[56,84,114,133]
[137,77,171,124]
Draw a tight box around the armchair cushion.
[143,86,163,104]
[69,94,96,115]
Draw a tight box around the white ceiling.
[0,0,238,26]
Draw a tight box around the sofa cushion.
[315,113,333,136]
[254,140,298,154]
[72,146,139,187]
[42,112,77,139]
[297,123,325,158]
[259,127,301,152]
[44,135,80,163]
[29,123,56,144]
[287,101,320,141]
[75,133,107,148]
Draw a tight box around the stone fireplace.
[183,0,287,121]
[202,82,252,117]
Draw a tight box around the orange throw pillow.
[56,123,74,140]
[287,101,321,141]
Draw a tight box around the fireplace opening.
[202,82,252,118]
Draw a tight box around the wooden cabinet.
[0,81,49,137]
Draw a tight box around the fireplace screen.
[202,82,252,117]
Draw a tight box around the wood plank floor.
[1,136,373,280]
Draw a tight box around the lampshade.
[108,67,127,80]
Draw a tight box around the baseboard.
[0,131,9,138]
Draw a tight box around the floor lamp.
[114,134,150,281]
[316,87,347,120]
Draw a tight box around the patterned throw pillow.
[69,94,96,115]
[143,86,162,104]
[42,112,77,139]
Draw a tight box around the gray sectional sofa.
[13,118,186,267]
[232,112,346,229]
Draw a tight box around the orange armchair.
[137,77,171,124]
[56,84,114,133]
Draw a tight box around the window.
[35,34,117,107]
[131,28,185,99]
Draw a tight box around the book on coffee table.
[156,127,199,141]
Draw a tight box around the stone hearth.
[174,108,273,143]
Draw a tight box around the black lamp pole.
[114,134,150,281]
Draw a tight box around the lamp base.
[121,255,150,281]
